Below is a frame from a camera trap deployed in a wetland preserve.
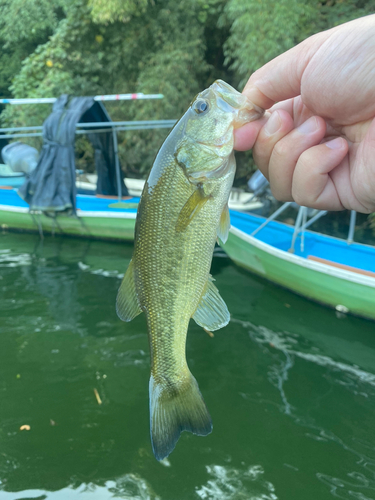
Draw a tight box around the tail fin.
[149,373,212,461]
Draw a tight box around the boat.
[0,163,25,188]
[75,173,264,211]
[0,182,263,241]
[76,174,264,209]
[0,187,138,241]
[222,205,375,321]
[0,92,264,240]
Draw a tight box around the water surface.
[0,233,374,500]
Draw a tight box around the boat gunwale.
[230,209,375,251]
[229,225,375,288]
[0,204,137,219]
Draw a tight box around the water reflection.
[1,233,375,499]
[0,473,160,499]
[233,318,375,500]
[196,464,277,500]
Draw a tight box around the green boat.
[222,207,375,321]
[0,187,138,241]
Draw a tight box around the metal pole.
[299,210,328,232]
[289,206,305,253]
[0,93,164,105]
[0,120,177,140]
[301,206,307,252]
[111,128,122,202]
[347,210,357,244]
[75,119,176,129]
[0,119,175,133]
[251,202,292,237]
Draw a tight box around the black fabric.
[19,95,127,216]
[80,101,127,197]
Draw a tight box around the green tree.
[2,0,228,177]
[1,0,374,181]
[0,0,66,98]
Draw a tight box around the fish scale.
[138,166,229,375]
[116,80,264,460]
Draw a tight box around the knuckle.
[272,140,291,161]
[291,186,307,206]
[270,184,292,202]
[253,141,269,164]
[297,148,314,167]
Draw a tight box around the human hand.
[234,15,375,213]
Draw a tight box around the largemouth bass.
[116,80,263,460]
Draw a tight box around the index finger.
[234,115,268,151]
[242,29,334,109]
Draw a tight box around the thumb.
[242,30,333,109]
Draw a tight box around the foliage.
[0,0,64,98]
[220,0,317,89]
[1,0,374,181]
[0,0,63,46]
[222,0,375,89]
[88,0,149,23]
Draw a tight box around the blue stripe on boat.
[0,188,139,212]
[230,210,375,275]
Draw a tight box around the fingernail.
[297,117,319,134]
[264,111,281,136]
[325,137,344,149]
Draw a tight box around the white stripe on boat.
[0,205,137,219]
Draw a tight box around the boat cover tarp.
[80,101,127,197]
[19,95,127,215]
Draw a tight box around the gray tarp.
[80,99,127,198]
[19,95,127,215]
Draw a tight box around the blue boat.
[222,207,375,321]
[0,187,139,241]
[0,164,26,188]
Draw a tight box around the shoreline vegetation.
[0,0,373,184]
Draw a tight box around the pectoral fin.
[217,203,230,244]
[116,260,142,321]
[176,187,210,233]
[193,275,230,331]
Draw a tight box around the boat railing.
[251,201,358,250]
[0,119,177,202]
[347,210,357,244]
[0,93,164,105]
[0,120,177,140]
[250,201,293,237]
[0,93,173,202]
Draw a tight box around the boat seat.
[307,255,375,278]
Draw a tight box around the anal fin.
[116,259,142,321]
[193,275,230,331]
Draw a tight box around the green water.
[0,233,375,500]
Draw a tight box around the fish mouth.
[211,79,264,128]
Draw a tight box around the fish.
[116,80,264,460]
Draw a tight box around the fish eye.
[193,100,209,115]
